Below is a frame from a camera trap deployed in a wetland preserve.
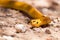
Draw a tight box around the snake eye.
[37,22,38,24]
[33,21,35,22]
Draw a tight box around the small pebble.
[53,18,58,23]
[15,24,27,32]
[33,28,41,32]
[3,36,14,40]
[45,29,51,34]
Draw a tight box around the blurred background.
[17,0,60,18]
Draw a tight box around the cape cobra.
[0,0,51,27]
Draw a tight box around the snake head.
[30,19,42,27]
[30,17,51,28]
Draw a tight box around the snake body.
[0,0,51,27]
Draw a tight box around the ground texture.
[0,0,60,40]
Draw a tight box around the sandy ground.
[0,0,60,40]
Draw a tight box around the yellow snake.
[0,0,51,27]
